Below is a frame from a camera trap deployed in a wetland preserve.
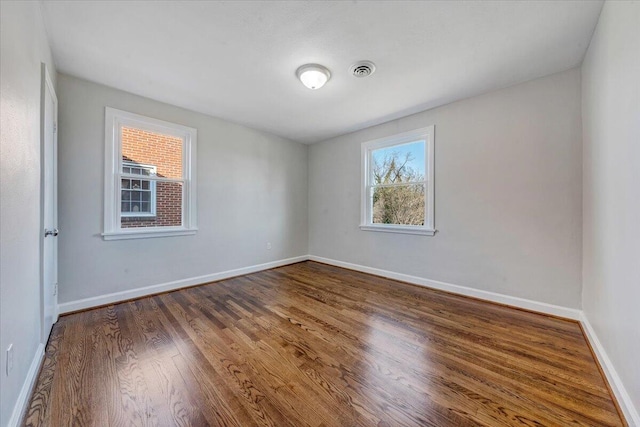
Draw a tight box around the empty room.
[1,1,638,426]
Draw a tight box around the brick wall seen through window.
[121,127,183,228]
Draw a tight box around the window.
[121,162,156,217]
[103,107,197,240]
[360,126,435,236]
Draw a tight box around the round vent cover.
[350,61,376,78]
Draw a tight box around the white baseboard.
[60,253,581,319]
[308,255,582,320]
[58,255,308,314]
[580,314,639,426]
[8,343,45,427]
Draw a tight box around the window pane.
[122,179,130,189]
[141,180,149,190]
[126,166,151,177]
[121,126,183,179]
[121,182,182,228]
[121,202,130,212]
[371,140,425,184]
[372,184,425,226]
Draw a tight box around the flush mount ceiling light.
[296,64,331,90]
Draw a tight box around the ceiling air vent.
[350,61,376,78]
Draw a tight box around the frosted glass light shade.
[296,64,331,90]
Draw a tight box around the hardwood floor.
[24,261,625,426]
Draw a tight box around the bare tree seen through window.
[371,143,426,226]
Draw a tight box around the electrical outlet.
[266,242,272,250]
[6,344,13,376]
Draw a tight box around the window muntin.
[103,108,197,240]
[361,126,435,236]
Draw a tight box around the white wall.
[56,74,308,305]
[0,2,56,425]
[581,1,640,423]
[309,69,583,308]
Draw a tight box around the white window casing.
[103,107,197,240]
[360,125,436,236]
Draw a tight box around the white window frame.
[120,161,156,218]
[360,125,436,236]
[103,107,197,240]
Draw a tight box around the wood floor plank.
[180,288,356,427]
[154,293,296,427]
[24,261,626,426]
[23,317,67,427]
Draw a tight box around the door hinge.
[53,122,57,133]
[54,283,58,296]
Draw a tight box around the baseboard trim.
[58,255,308,314]
[8,343,45,427]
[60,254,582,320]
[308,255,582,320]
[580,314,639,426]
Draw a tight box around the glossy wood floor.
[25,261,625,426]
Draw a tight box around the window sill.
[102,228,198,241]
[359,224,436,236]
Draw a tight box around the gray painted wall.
[56,74,308,304]
[582,0,640,417]
[309,68,583,308]
[0,2,57,425]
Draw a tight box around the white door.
[42,64,58,342]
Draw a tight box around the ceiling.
[41,1,603,143]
